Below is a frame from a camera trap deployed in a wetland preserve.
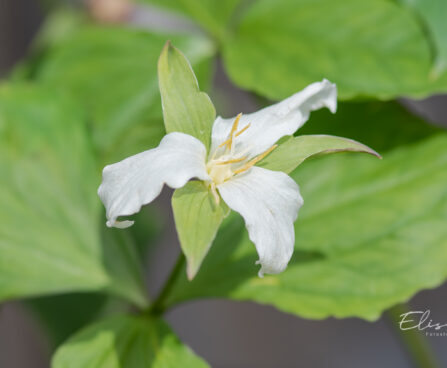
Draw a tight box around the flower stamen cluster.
[205,113,277,204]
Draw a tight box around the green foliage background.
[1,0,447,366]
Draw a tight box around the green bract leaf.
[0,84,148,306]
[36,27,214,164]
[172,181,229,279]
[165,134,447,321]
[222,0,447,99]
[0,85,106,300]
[399,0,447,77]
[52,315,209,368]
[140,0,241,41]
[158,41,216,151]
[259,135,380,174]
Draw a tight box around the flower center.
[205,113,277,204]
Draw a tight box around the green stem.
[387,304,439,368]
[146,252,185,315]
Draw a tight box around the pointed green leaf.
[258,135,380,174]
[172,181,229,279]
[158,42,216,151]
[35,26,214,164]
[165,133,447,321]
[52,315,209,368]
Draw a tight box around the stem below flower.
[146,252,185,315]
[387,304,440,368]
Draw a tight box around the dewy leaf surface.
[52,315,209,368]
[36,26,214,165]
[222,0,447,100]
[0,85,148,306]
[165,133,447,321]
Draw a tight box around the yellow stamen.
[218,137,231,149]
[233,145,278,175]
[215,156,247,165]
[235,123,251,137]
[218,113,242,150]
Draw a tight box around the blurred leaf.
[26,210,162,347]
[399,0,447,77]
[52,314,209,367]
[9,8,87,82]
[165,133,447,320]
[26,293,107,347]
[259,134,380,174]
[298,101,443,152]
[172,182,229,280]
[222,0,447,100]
[0,84,148,306]
[100,226,148,308]
[0,84,107,299]
[140,0,241,40]
[158,42,216,150]
[126,208,164,260]
[35,26,215,165]
[34,7,87,50]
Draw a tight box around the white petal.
[210,79,336,158]
[217,167,303,276]
[98,132,209,228]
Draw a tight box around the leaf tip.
[367,147,382,160]
[186,262,198,281]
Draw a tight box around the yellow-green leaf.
[258,135,380,174]
[172,181,229,279]
[158,42,216,151]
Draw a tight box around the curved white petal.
[217,167,303,276]
[210,79,336,158]
[98,132,209,228]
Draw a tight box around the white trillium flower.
[98,79,337,276]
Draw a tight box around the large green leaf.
[158,41,216,151]
[164,133,447,320]
[399,0,447,77]
[172,182,228,280]
[35,26,214,165]
[222,0,447,100]
[0,84,148,306]
[52,315,209,368]
[140,0,241,41]
[259,134,380,174]
[0,84,106,299]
